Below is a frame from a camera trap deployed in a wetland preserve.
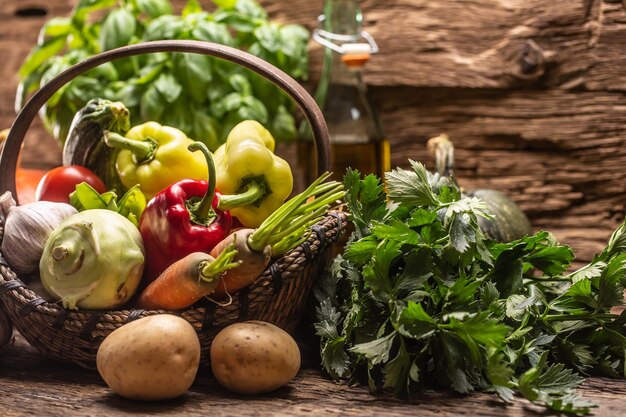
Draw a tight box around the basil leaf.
[254,23,281,53]
[191,108,221,150]
[140,83,167,122]
[154,72,183,103]
[280,24,309,57]
[228,74,251,95]
[72,0,117,22]
[100,8,136,51]
[144,15,186,40]
[238,96,268,123]
[106,82,143,108]
[235,0,267,19]
[19,37,66,78]
[136,0,173,18]
[191,20,234,45]
[38,17,72,42]
[212,0,237,9]
[173,53,212,103]
[213,12,257,33]
[183,0,203,17]
[212,92,243,118]
[270,104,296,141]
[161,96,193,138]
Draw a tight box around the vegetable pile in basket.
[17,0,309,149]
[315,163,626,415]
[0,98,343,312]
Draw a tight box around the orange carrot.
[137,244,240,310]
[209,229,271,300]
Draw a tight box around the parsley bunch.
[315,161,626,414]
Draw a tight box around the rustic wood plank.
[0,332,624,416]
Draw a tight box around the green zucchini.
[62,98,130,194]
[427,134,533,242]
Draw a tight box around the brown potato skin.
[210,321,301,394]
[96,314,200,401]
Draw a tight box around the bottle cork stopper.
[340,43,372,68]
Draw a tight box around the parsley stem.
[525,276,572,282]
[544,313,618,322]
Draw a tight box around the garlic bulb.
[0,191,77,275]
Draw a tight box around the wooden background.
[2,0,626,263]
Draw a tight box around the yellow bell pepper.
[214,120,293,228]
[104,122,207,199]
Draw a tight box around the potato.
[210,321,301,394]
[96,314,200,401]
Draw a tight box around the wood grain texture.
[0,0,626,262]
[0,332,625,417]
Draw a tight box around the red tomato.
[35,166,107,203]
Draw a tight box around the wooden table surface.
[0,332,624,417]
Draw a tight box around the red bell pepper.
[139,142,232,284]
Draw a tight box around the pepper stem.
[198,242,241,283]
[188,141,217,223]
[104,131,157,164]
[217,181,265,211]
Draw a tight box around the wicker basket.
[0,223,13,354]
[0,301,12,355]
[0,40,346,368]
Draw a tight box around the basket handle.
[0,40,330,203]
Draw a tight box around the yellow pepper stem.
[104,131,157,164]
[217,181,265,211]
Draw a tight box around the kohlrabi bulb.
[40,209,145,310]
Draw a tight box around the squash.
[0,129,47,204]
[427,134,532,242]
[62,98,130,194]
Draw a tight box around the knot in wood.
[519,40,545,75]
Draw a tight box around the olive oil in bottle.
[298,0,390,184]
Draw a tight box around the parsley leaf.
[343,169,388,238]
[351,332,397,365]
[386,161,441,207]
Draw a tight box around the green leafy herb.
[18,0,309,148]
[315,163,626,415]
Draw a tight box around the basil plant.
[17,0,310,151]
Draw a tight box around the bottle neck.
[323,0,363,36]
[318,0,366,89]
[309,0,384,144]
